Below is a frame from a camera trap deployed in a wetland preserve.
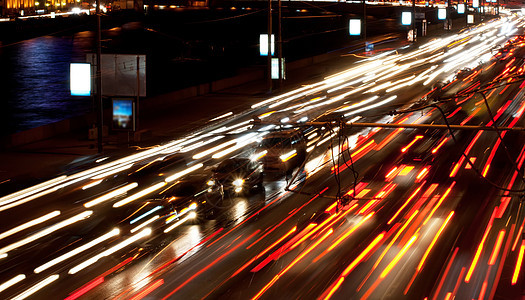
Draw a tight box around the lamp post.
[267,0,272,93]
[95,0,103,152]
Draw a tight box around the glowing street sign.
[438,8,446,20]
[467,14,474,24]
[259,34,275,56]
[457,3,465,14]
[349,19,361,36]
[401,12,412,25]
[473,0,479,8]
[70,63,91,96]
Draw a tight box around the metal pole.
[267,0,272,93]
[363,0,367,44]
[278,0,283,88]
[136,55,140,132]
[95,0,103,153]
[412,0,416,42]
[311,122,525,132]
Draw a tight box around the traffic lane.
[133,123,448,298]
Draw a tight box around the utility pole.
[363,0,366,44]
[267,0,272,93]
[412,0,416,42]
[95,0,103,153]
[278,0,283,88]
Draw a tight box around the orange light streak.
[232,227,297,278]
[465,224,492,282]
[385,166,399,179]
[371,211,418,274]
[325,202,337,212]
[460,107,481,126]
[356,189,371,199]
[432,137,449,154]
[398,166,414,176]
[323,276,345,300]
[478,281,488,300]
[511,241,524,285]
[358,201,377,215]
[423,181,455,225]
[376,128,403,151]
[488,230,505,265]
[401,135,423,153]
[162,230,260,299]
[387,185,422,225]
[326,212,374,252]
[341,233,385,277]
[290,214,337,250]
[512,220,524,251]
[281,152,297,162]
[379,234,418,279]
[64,277,104,300]
[417,211,454,272]
[351,140,376,160]
[450,156,465,177]
[416,167,429,180]
[130,279,164,300]
[251,229,334,300]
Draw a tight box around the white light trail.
[0,210,61,241]
[34,228,120,274]
[0,211,93,256]
[113,182,167,208]
[84,182,138,208]
[68,228,151,274]
[11,274,59,300]
[165,163,204,183]
[0,274,26,293]
[164,212,196,233]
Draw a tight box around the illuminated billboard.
[259,34,275,56]
[70,63,91,96]
[349,19,361,36]
[402,12,412,26]
[112,98,135,130]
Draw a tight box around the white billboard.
[70,63,91,96]
[87,54,146,97]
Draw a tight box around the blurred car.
[257,129,307,172]
[207,158,264,194]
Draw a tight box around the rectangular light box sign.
[259,34,275,56]
[271,58,285,80]
[438,8,446,20]
[457,3,465,14]
[401,12,412,26]
[70,63,91,96]
[467,14,474,24]
[473,0,479,8]
[112,98,135,130]
[349,19,361,36]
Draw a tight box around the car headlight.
[232,179,244,187]
[207,180,215,186]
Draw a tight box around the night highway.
[1,12,525,300]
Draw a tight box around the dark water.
[0,33,93,136]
